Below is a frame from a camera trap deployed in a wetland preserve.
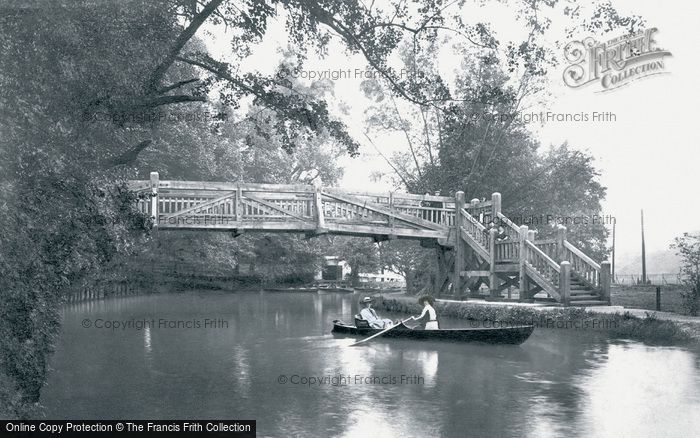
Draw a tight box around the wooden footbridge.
[129,172,611,306]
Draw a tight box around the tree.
[670,233,700,316]
[366,49,608,253]
[365,49,611,289]
[379,240,435,294]
[327,237,380,286]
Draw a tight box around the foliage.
[326,237,380,285]
[670,233,700,316]
[367,46,610,253]
[378,240,434,293]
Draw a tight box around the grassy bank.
[611,285,687,314]
[378,297,695,345]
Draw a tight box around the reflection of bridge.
[129,172,610,306]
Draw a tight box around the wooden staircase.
[568,274,608,306]
[452,192,611,307]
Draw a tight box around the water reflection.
[47,292,700,437]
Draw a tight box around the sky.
[201,0,700,270]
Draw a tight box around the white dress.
[417,304,439,330]
[360,307,392,328]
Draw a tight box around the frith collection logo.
[563,28,671,92]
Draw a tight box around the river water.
[41,291,700,437]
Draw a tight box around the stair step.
[569,300,609,306]
[494,264,519,272]
[569,294,601,301]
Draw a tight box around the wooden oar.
[350,317,413,346]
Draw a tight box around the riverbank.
[377,295,700,344]
[611,284,687,314]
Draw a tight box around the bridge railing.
[537,225,609,297]
[324,189,456,227]
[460,208,490,253]
[523,239,563,300]
[129,175,456,234]
[465,200,493,225]
[534,238,557,259]
[470,192,610,305]
[562,241,601,288]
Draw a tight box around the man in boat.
[409,295,439,330]
[359,296,394,329]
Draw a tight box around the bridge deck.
[128,176,474,244]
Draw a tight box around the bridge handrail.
[494,239,519,262]
[130,181,457,208]
[496,212,521,237]
[325,187,455,205]
[524,239,561,294]
[128,179,318,193]
[563,240,601,288]
[534,239,557,259]
[525,240,560,272]
[465,200,493,222]
[563,241,601,271]
[460,208,490,250]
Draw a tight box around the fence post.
[656,286,661,311]
[556,225,566,263]
[560,261,571,307]
[601,261,611,304]
[150,171,159,227]
[527,229,536,242]
[489,228,498,298]
[491,192,501,223]
[519,225,528,300]
[454,191,465,299]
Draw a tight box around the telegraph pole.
[641,209,647,285]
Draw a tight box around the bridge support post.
[491,192,501,223]
[556,225,567,263]
[519,225,528,300]
[388,192,395,231]
[433,246,451,297]
[150,171,159,227]
[521,229,535,301]
[453,191,465,299]
[235,183,243,222]
[313,180,326,233]
[488,228,498,298]
[601,261,612,304]
[560,261,571,306]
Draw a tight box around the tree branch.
[133,94,207,109]
[157,78,200,94]
[146,0,225,92]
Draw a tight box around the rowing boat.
[331,320,534,344]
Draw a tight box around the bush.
[680,285,700,316]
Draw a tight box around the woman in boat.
[359,296,393,329]
[410,295,439,330]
